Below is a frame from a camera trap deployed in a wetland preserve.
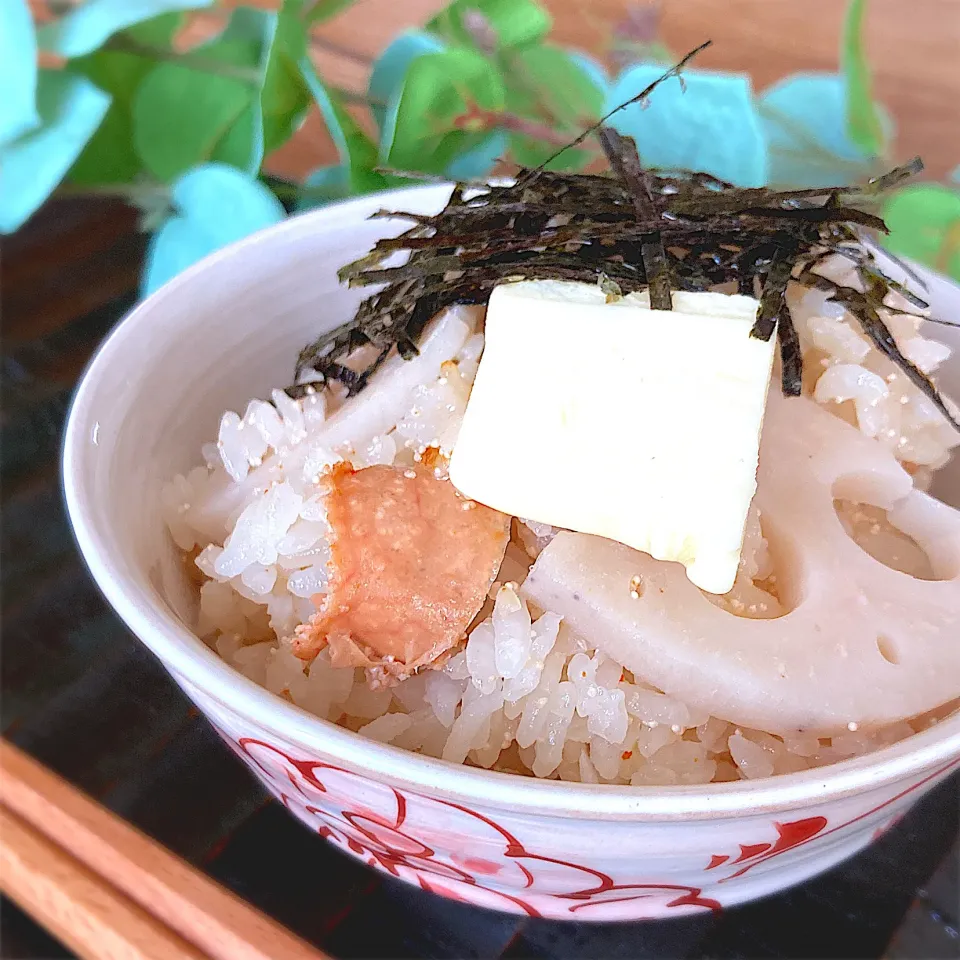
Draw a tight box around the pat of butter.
[448,280,776,594]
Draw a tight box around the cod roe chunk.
[293,462,510,686]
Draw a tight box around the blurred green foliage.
[1,0,958,292]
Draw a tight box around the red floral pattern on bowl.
[201,704,958,920]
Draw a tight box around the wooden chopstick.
[1,805,206,960]
[0,740,329,960]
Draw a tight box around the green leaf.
[210,9,279,171]
[368,30,444,130]
[203,6,310,173]
[501,44,605,171]
[133,62,251,180]
[606,65,768,188]
[130,10,295,179]
[142,163,284,294]
[882,184,960,281]
[758,72,891,188]
[258,8,311,155]
[841,0,885,158]
[299,55,380,187]
[504,132,557,169]
[507,131,579,170]
[503,45,605,130]
[382,48,505,174]
[369,33,505,179]
[305,0,357,24]
[69,103,140,183]
[427,0,550,50]
[66,16,183,185]
[446,131,506,178]
[261,58,311,155]
[0,70,111,232]
[0,0,39,146]
[211,101,261,169]
[37,0,213,59]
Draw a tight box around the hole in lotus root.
[876,635,900,665]
[833,499,936,580]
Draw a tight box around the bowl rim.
[62,182,960,821]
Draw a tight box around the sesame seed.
[670,724,682,734]
[403,469,417,479]
[847,721,859,732]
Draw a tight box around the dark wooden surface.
[2,198,959,960]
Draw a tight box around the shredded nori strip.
[293,44,959,433]
[597,127,672,310]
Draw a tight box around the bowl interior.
[63,184,960,816]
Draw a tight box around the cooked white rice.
[163,257,959,785]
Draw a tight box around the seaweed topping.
[293,46,959,433]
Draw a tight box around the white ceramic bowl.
[63,185,960,921]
